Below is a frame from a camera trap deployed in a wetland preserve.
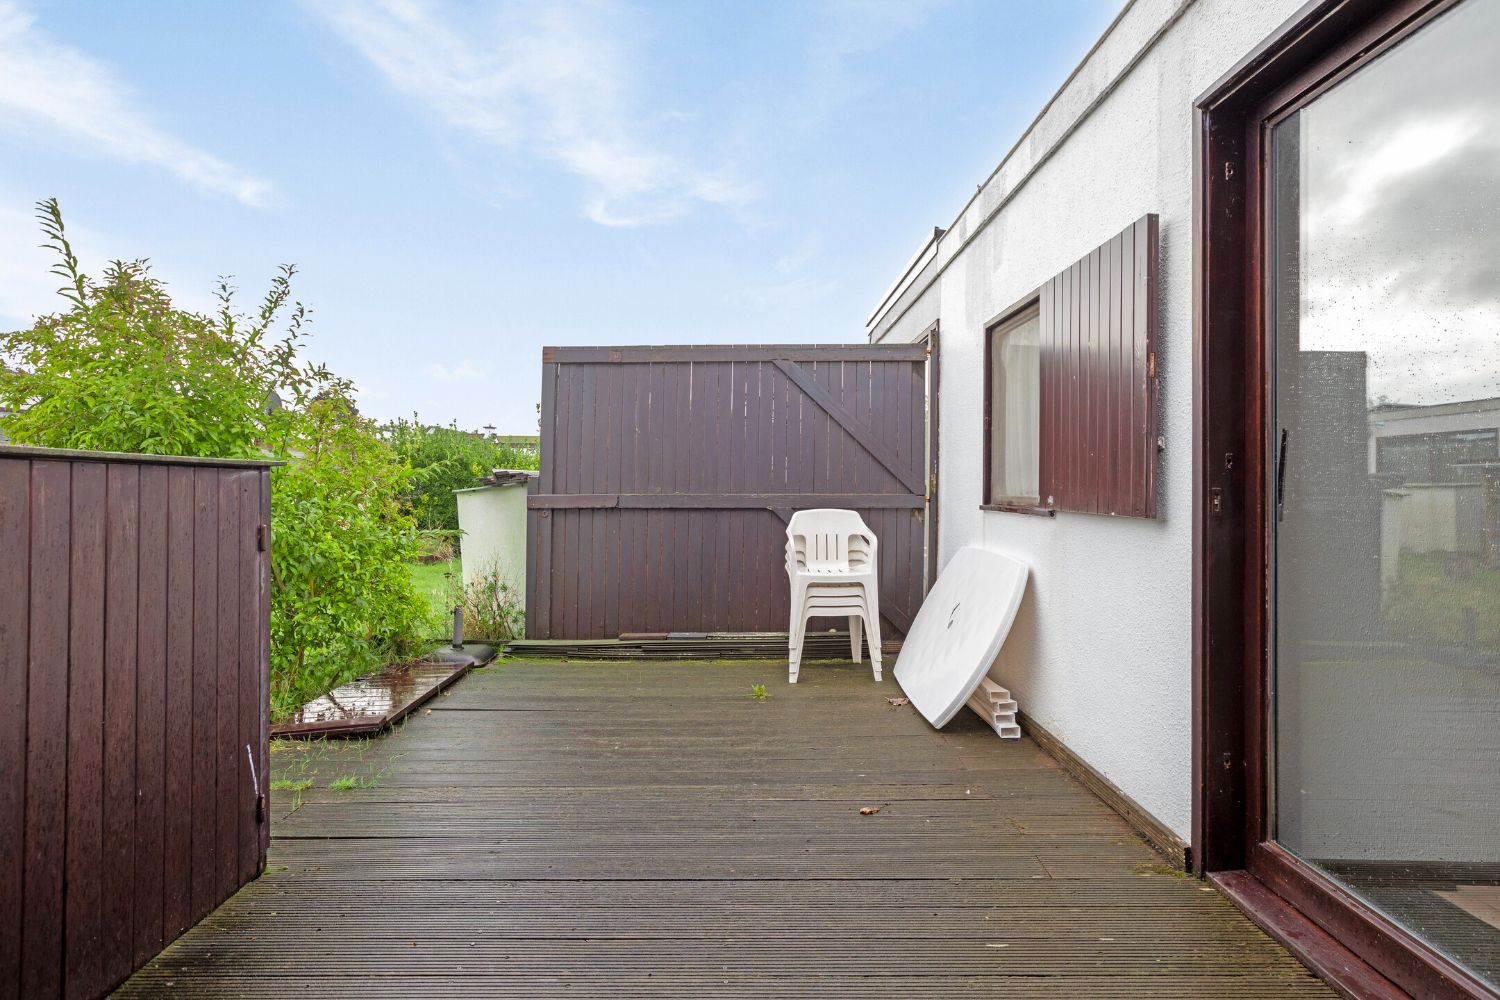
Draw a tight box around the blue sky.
[0,0,1119,433]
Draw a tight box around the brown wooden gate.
[526,343,935,640]
[0,445,272,999]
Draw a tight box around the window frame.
[982,293,1054,516]
[980,214,1160,520]
[1193,1,1495,997]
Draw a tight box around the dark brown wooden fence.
[526,344,935,640]
[0,446,273,1000]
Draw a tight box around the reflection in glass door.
[1268,0,1500,989]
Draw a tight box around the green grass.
[1385,551,1500,649]
[329,775,379,791]
[409,558,461,622]
[269,775,315,810]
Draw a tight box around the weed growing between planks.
[269,719,411,805]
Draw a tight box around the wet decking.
[270,661,471,738]
[115,660,1334,998]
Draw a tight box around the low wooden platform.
[270,660,471,738]
[114,661,1333,997]
[504,631,873,660]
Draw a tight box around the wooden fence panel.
[162,467,195,942]
[101,464,140,990]
[23,461,70,999]
[133,466,167,967]
[236,471,262,888]
[527,346,932,640]
[64,462,105,999]
[0,447,273,1000]
[0,459,26,994]
[215,473,239,906]
[189,469,217,923]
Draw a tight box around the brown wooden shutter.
[1038,213,1159,517]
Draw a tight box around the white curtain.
[993,314,1040,501]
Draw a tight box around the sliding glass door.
[1267,0,1500,988]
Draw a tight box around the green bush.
[382,417,538,536]
[266,396,429,719]
[0,199,429,719]
[2,202,311,458]
[447,568,525,643]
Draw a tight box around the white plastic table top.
[893,546,1029,728]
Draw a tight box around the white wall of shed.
[870,0,1307,841]
[456,485,530,607]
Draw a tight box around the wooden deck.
[114,661,1334,998]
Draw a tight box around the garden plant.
[381,416,538,538]
[0,199,429,718]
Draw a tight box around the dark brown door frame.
[1193,1,1496,997]
[922,321,941,591]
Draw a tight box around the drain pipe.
[452,606,465,650]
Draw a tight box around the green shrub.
[414,528,459,563]
[266,395,429,719]
[382,417,538,536]
[0,199,428,720]
[449,568,525,642]
[1,201,313,458]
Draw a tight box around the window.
[1267,0,1500,990]
[1197,1,1500,996]
[982,214,1160,517]
[986,306,1041,506]
[1375,427,1499,484]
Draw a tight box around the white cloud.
[774,232,822,276]
[423,359,487,383]
[796,0,948,123]
[727,275,830,313]
[0,1,275,207]
[1309,115,1480,230]
[310,0,752,227]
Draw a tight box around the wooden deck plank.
[115,662,1332,998]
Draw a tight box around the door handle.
[1276,428,1289,523]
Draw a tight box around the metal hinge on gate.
[256,524,268,551]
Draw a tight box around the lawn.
[409,557,461,621]
[1385,551,1500,650]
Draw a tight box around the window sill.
[980,502,1055,517]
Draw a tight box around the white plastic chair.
[785,509,882,683]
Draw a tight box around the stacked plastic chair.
[784,509,882,683]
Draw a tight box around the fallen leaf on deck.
[859,806,881,816]
[886,697,908,707]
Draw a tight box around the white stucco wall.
[869,0,1307,841]
[456,484,530,607]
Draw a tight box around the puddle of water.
[281,663,461,726]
